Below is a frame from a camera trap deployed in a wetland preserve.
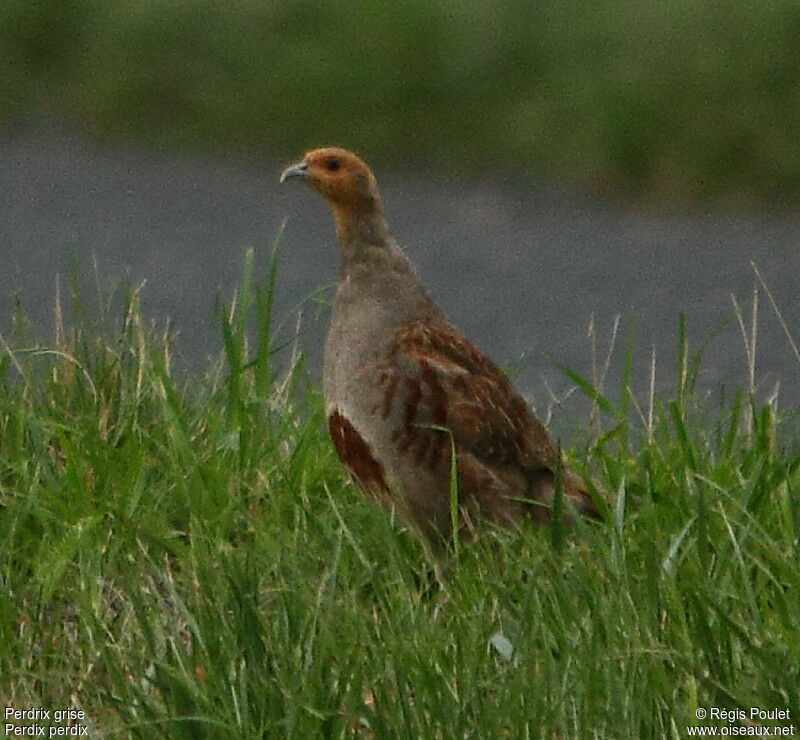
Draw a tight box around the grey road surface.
[1,124,798,434]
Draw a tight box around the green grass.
[1,247,799,738]
[4,0,800,202]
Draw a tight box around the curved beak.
[279,160,309,183]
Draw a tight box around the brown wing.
[328,410,391,504]
[383,319,599,523]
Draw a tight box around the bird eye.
[325,158,340,172]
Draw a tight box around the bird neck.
[331,200,392,256]
[328,199,443,325]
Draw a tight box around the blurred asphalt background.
[5,2,800,432]
[2,122,798,433]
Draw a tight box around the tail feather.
[527,466,604,523]
[568,485,604,522]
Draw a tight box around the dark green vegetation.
[1,249,798,737]
[4,0,800,202]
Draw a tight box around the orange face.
[280,147,378,211]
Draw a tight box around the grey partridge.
[281,148,600,551]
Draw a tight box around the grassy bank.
[1,250,799,737]
[4,0,800,202]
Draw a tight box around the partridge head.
[281,147,601,552]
